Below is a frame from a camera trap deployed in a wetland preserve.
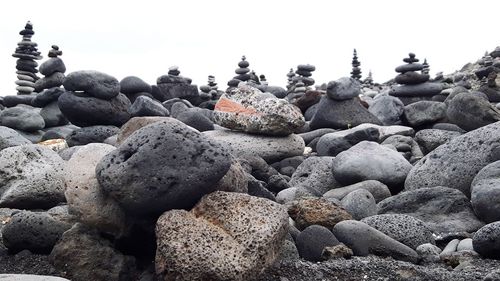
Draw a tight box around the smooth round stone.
[234,73,251,81]
[0,106,45,132]
[39,57,66,76]
[446,92,500,131]
[58,92,131,127]
[395,63,424,73]
[12,53,42,60]
[16,86,34,93]
[235,68,250,75]
[368,96,404,125]
[176,109,214,132]
[40,101,69,127]
[471,161,500,223]
[0,126,32,151]
[16,64,37,73]
[326,77,362,100]
[129,95,169,117]
[340,189,377,220]
[395,72,430,85]
[63,70,120,100]
[295,69,312,77]
[15,80,35,87]
[119,76,152,95]
[16,70,38,80]
[17,74,35,82]
[296,225,340,262]
[297,64,316,72]
[473,222,500,259]
[302,77,315,86]
[238,60,250,68]
[16,59,38,68]
[32,87,66,107]
[227,79,241,87]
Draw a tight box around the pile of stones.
[228,56,251,87]
[12,21,42,95]
[351,49,362,80]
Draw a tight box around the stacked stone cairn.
[155,66,199,104]
[351,49,362,80]
[13,21,42,95]
[422,59,430,75]
[475,52,499,80]
[260,74,269,86]
[34,45,66,93]
[286,68,296,91]
[287,64,316,103]
[227,56,251,87]
[389,53,443,104]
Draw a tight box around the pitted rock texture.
[155,191,288,281]
[63,70,120,100]
[287,197,352,230]
[96,118,231,216]
[213,84,305,136]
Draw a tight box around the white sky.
[1,0,499,97]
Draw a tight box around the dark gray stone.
[414,129,462,154]
[58,92,131,127]
[1,210,72,254]
[472,222,500,259]
[156,83,199,103]
[296,225,340,262]
[129,96,169,117]
[298,128,337,145]
[340,189,377,220]
[361,214,435,250]
[0,106,45,132]
[368,96,404,125]
[32,87,65,107]
[310,96,381,130]
[2,95,35,107]
[39,58,66,76]
[33,72,65,93]
[63,70,120,100]
[403,101,446,127]
[176,109,214,132]
[317,126,379,156]
[41,125,79,141]
[446,92,500,131]
[378,187,484,234]
[65,125,119,147]
[471,161,500,223]
[0,126,31,151]
[333,220,418,263]
[326,77,361,100]
[389,83,443,97]
[95,118,231,216]
[120,76,152,95]
[289,156,341,196]
[40,101,68,128]
[323,180,391,203]
[405,122,500,197]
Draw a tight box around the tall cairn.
[286,68,296,91]
[12,21,42,95]
[227,56,251,87]
[351,49,362,80]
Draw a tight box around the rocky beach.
[1,21,500,281]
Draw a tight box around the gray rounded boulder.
[446,92,500,131]
[296,225,340,262]
[473,221,500,259]
[326,77,361,100]
[95,118,232,216]
[470,161,500,223]
[340,189,377,220]
[63,70,120,100]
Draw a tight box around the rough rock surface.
[471,160,500,223]
[287,197,352,230]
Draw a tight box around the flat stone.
[390,83,443,97]
[65,125,119,147]
[63,70,120,100]
[0,106,45,132]
[323,180,391,203]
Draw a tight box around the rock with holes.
[378,187,484,234]
[405,121,500,197]
[203,129,305,162]
[1,208,73,254]
[333,220,419,263]
[65,125,119,147]
[340,189,377,220]
[414,129,462,154]
[447,92,500,131]
[213,84,305,136]
[470,161,500,223]
[95,118,231,216]
[472,221,500,259]
[63,70,120,100]
[64,143,127,236]
[0,144,65,209]
[116,116,170,144]
[361,214,435,250]
[403,101,446,127]
[155,191,288,281]
[287,197,352,230]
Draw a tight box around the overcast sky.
[1,0,499,97]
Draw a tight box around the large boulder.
[405,121,500,197]
[96,118,231,216]
[64,143,127,236]
[403,101,446,127]
[116,116,170,144]
[368,95,404,125]
[446,92,500,131]
[65,125,119,147]
[287,197,352,230]
[63,70,120,100]
[0,126,31,151]
[0,144,65,209]
[296,225,340,262]
[333,141,412,193]
[326,77,361,100]
[310,96,381,130]
[333,220,418,263]
[155,191,288,281]
[378,187,484,234]
[203,129,305,162]
[213,84,305,136]
[472,222,500,259]
[58,91,131,127]
[470,161,500,223]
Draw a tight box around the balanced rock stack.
[119,75,153,102]
[310,77,382,130]
[422,59,430,75]
[12,21,42,95]
[260,74,268,86]
[58,70,131,127]
[34,45,66,93]
[475,52,499,80]
[351,49,362,80]
[199,75,219,100]
[155,66,199,104]
[286,68,296,91]
[287,64,316,102]
[227,56,251,87]
[389,53,443,104]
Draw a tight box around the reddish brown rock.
[287,197,352,230]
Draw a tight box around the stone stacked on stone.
[475,53,499,80]
[351,49,362,80]
[227,56,251,87]
[156,66,199,103]
[295,64,316,88]
[422,59,430,75]
[286,68,296,90]
[286,64,316,104]
[59,70,131,127]
[364,70,373,85]
[34,45,66,93]
[389,53,443,104]
[12,21,42,95]
[119,76,153,102]
[199,75,220,100]
[260,74,268,86]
